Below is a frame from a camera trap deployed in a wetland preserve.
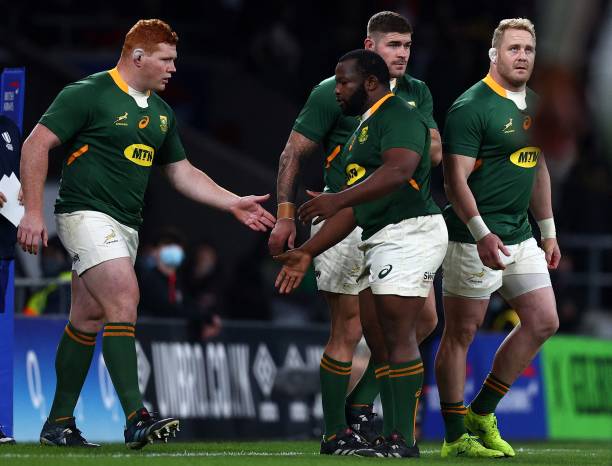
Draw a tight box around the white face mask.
[159,244,184,268]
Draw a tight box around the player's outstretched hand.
[541,238,561,269]
[268,219,296,255]
[230,194,276,232]
[477,233,510,270]
[18,211,48,255]
[274,248,312,294]
[298,190,339,225]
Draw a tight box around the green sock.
[346,358,379,407]
[441,401,467,442]
[470,372,511,415]
[102,323,144,422]
[389,359,424,444]
[320,353,351,437]
[374,363,394,437]
[48,322,97,422]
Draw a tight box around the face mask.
[159,244,184,268]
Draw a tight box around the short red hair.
[121,19,178,56]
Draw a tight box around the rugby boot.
[319,427,377,456]
[40,417,100,447]
[384,431,420,458]
[465,406,516,457]
[124,408,179,450]
[440,433,504,458]
[0,426,15,445]
[345,404,380,444]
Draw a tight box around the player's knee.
[448,321,480,348]
[533,312,559,342]
[344,318,363,348]
[329,319,362,351]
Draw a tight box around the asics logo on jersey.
[510,146,540,168]
[124,144,155,167]
[114,112,129,126]
[378,265,393,279]
[523,115,532,130]
[502,118,514,133]
[138,116,150,129]
[346,163,366,186]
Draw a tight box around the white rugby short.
[359,215,448,297]
[311,221,368,295]
[442,237,551,299]
[55,210,139,276]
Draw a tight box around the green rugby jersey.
[443,75,540,244]
[293,73,437,193]
[342,94,440,240]
[40,68,186,230]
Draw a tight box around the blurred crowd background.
[1,0,611,338]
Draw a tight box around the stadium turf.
[0,441,610,465]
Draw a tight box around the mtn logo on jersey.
[124,144,155,166]
[510,146,540,168]
[346,163,366,186]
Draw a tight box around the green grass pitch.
[1,441,610,465]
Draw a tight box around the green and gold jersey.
[342,94,440,240]
[40,69,186,230]
[293,73,437,193]
[443,75,540,244]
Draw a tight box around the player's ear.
[488,47,498,64]
[365,75,378,91]
[133,48,145,65]
[364,37,375,50]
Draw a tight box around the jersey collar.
[482,74,527,110]
[360,92,394,123]
[482,73,507,97]
[108,68,151,97]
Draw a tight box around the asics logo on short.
[378,265,393,279]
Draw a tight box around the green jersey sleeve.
[292,78,340,143]
[443,99,485,158]
[417,83,438,130]
[39,82,93,143]
[156,111,186,165]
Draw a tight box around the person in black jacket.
[0,114,21,446]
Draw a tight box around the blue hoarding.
[421,334,548,440]
[13,318,124,442]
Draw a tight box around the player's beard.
[343,85,368,116]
